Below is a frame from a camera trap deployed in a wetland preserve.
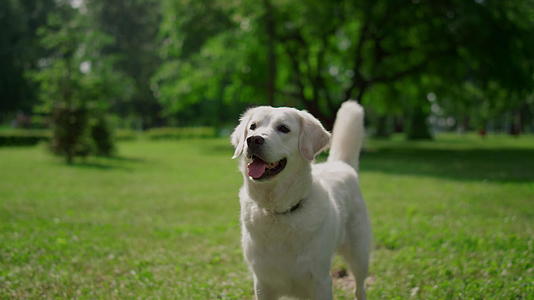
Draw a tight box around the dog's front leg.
[311,276,333,300]
[254,277,277,300]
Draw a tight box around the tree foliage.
[87,0,163,128]
[154,0,534,134]
[1,0,533,138]
[0,0,56,117]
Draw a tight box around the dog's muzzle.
[245,136,287,181]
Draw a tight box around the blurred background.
[1,1,534,298]
[1,0,533,161]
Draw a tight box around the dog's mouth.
[247,155,287,181]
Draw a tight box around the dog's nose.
[247,136,264,147]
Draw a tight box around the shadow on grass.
[101,155,145,163]
[70,161,123,170]
[68,155,145,171]
[361,147,534,183]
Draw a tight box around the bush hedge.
[145,127,216,140]
[0,130,51,146]
[0,126,219,147]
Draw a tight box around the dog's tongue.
[248,159,267,179]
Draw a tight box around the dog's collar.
[275,198,304,215]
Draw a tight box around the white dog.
[231,101,371,300]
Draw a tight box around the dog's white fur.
[231,101,371,300]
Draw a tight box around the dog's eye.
[249,123,256,130]
[277,124,290,133]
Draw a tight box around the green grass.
[0,134,533,299]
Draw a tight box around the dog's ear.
[231,109,254,159]
[298,110,331,161]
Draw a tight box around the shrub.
[50,106,92,164]
[90,117,115,156]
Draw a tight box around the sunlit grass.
[0,135,532,299]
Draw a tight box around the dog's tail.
[327,100,365,170]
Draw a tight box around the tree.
[272,0,533,130]
[153,0,259,126]
[32,3,131,163]
[154,0,534,136]
[0,0,57,120]
[86,0,163,128]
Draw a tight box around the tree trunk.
[509,110,521,136]
[66,150,73,164]
[394,116,404,133]
[302,100,334,130]
[375,115,391,138]
[406,106,432,140]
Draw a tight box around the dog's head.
[231,106,330,182]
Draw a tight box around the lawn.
[0,135,532,299]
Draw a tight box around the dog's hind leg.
[340,244,368,300]
[339,225,370,300]
[311,276,333,300]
